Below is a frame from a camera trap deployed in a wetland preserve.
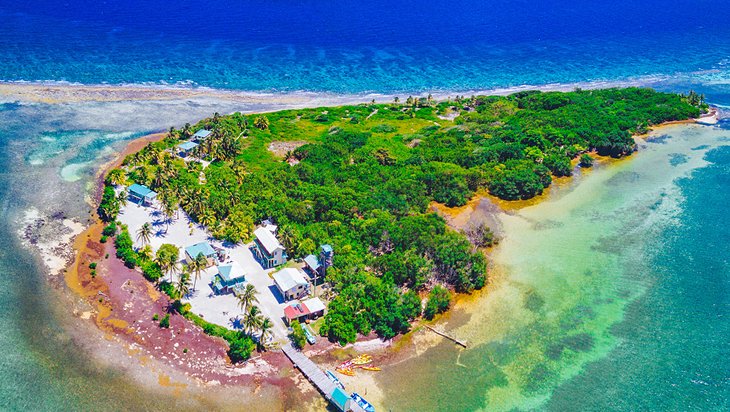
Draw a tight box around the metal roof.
[217,262,245,282]
[273,268,308,292]
[193,129,212,138]
[185,242,215,259]
[330,387,350,411]
[321,244,333,254]
[254,227,284,254]
[284,303,306,320]
[178,141,198,151]
[303,254,320,271]
[128,183,156,198]
[302,297,326,313]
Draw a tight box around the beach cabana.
[127,183,157,206]
[212,262,246,294]
[192,129,212,142]
[177,141,198,157]
[252,227,286,269]
[273,267,308,301]
[185,242,217,266]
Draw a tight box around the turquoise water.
[547,142,730,411]
[1,1,729,410]
[0,99,293,410]
[374,123,729,411]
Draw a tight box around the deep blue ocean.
[0,1,728,410]
[1,0,730,94]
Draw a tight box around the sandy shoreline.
[42,88,721,409]
[0,76,673,106]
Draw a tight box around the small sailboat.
[351,392,376,412]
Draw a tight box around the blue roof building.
[212,262,246,294]
[177,141,198,156]
[185,242,216,262]
[127,183,157,206]
[193,129,212,140]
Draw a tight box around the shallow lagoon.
[377,123,730,411]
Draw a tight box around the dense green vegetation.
[424,285,451,320]
[108,88,704,345]
[290,321,307,349]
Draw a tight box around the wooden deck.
[424,325,468,348]
[282,343,372,412]
[281,343,338,400]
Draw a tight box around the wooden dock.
[424,325,467,348]
[281,343,372,412]
[282,343,338,397]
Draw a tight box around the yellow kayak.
[336,368,355,376]
[359,366,381,371]
[351,355,372,365]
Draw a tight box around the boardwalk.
[281,343,370,412]
[281,343,338,399]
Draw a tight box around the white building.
[252,227,286,269]
[273,267,309,301]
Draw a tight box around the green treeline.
[110,87,703,345]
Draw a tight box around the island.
[80,87,706,410]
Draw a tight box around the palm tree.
[167,260,180,283]
[106,169,126,186]
[243,305,262,335]
[176,269,190,300]
[393,96,400,104]
[155,244,180,283]
[116,189,128,208]
[160,198,176,233]
[279,225,296,252]
[258,317,274,350]
[153,167,166,188]
[232,164,247,185]
[138,245,153,261]
[154,255,170,282]
[237,284,258,314]
[182,123,192,138]
[191,254,207,290]
[136,222,153,245]
[253,115,270,130]
[198,209,216,227]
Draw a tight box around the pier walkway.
[282,343,337,398]
[281,343,369,412]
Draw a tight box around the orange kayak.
[335,368,355,376]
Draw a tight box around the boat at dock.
[351,392,376,412]
[326,370,345,389]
